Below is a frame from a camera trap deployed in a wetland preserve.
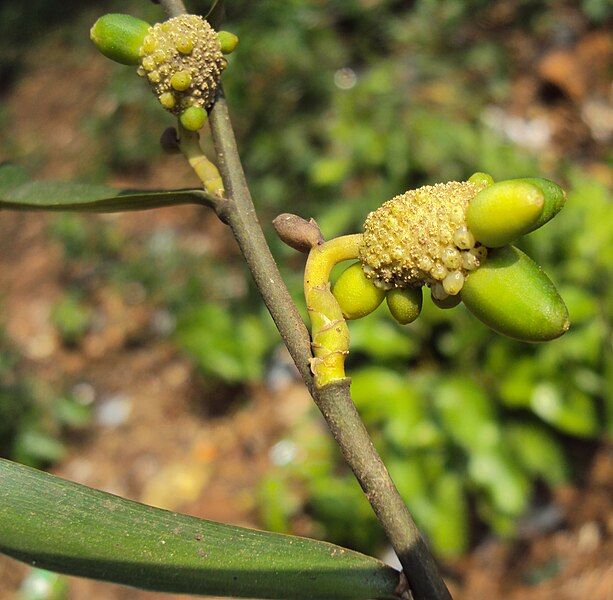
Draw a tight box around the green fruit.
[333,262,385,320]
[218,31,239,54]
[180,106,208,131]
[90,14,150,66]
[461,245,569,342]
[386,288,422,324]
[521,177,566,231]
[467,178,565,247]
[467,180,544,247]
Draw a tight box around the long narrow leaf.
[0,459,400,599]
[0,164,208,212]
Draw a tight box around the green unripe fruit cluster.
[342,175,569,341]
[90,14,240,131]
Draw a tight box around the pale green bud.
[467,172,494,188]
[461,245,569,342]
[90,14,150,65]
[333,262,385,320]
[386,288,422,324]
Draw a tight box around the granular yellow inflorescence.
[136,14,226,115]
[359,181,489,300]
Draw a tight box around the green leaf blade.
[0,459,400,599]
[0,164,207,212]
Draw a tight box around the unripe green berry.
[519,177,566,232]
[467,180,544,248]
[218,31,239,54]
[180,106,208,131]
[333,262,386,320]
[170,70,192,91]
[386,288,423,324]
[461,245,569,342]
[90,14,150,66]
[467,178,566,248]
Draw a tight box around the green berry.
[180,106,208,131]
[170,70,192,92]
[333,262,386,320]
[467,178,566,248]
[386,288,423,324]
[466,180,545,248]
[90,14,150,66]
[218,31,239,54]
[461,245,569,342]
[519,177,566,232]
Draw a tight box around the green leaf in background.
[428,474,470,558]
[506,422,569,486]
[434,377,501,454]
[349,313,419,361]
[530,383,600,438]
[468,452,531,517]
[0,163,207,212]
[175,303,274,383]
[12,430,67,466]
[0,459,400,600]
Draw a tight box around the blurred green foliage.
[19,568,69,600]
[0,0,610,559]
[0,333,91,466]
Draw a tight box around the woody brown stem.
[158,1,451,598]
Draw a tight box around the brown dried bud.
[273,213,324,253]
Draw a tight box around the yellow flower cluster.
[359,181,489,300]
[136,14,226,115]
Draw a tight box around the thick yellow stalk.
[304,234,362,387]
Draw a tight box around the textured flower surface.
[359,180,487,299]
[136,15,226,115]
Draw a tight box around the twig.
[157,1,452,598]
